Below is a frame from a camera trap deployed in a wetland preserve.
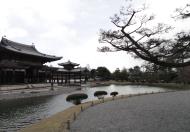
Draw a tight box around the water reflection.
[0,85,168,131]
[81,85,166,102]
[0,95,73,131]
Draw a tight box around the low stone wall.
[0,85,79,101]
[0,83,52,91]
[20,90,175,132]
[0,85,28,91]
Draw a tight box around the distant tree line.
[89,65,190,84]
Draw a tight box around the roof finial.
[32,43,35,47]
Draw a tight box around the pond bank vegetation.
[88,80,190,90]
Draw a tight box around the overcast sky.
[0,0,189,72]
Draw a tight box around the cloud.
[5,27,29,38]
[0,0,188,71]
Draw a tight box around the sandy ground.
[71,90,190,132]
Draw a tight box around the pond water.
[0,85,169,131]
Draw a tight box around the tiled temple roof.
[0,37,62,61]
[58,60,79,67]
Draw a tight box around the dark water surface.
[0,85,169,132]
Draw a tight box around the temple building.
[51,60,89,86]
[0,37,62,84]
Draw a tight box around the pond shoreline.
[0,81,188,101]
[0,85,81,101]
[20,90,177,132]
[88,80,190,90]
[0,84,174,132]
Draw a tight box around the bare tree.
[99,2,190,68]
[173,4,190,19]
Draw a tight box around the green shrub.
[94,91,108,99]
[66,93,88,105]
[110,91,118,97]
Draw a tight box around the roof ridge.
[0,37,62,61]
[2,37,34,47]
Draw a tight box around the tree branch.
[99,3,190,68]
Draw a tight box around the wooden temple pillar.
[49,71,52,83]
[1,70,4,84]
[57,73,59,84]
[65,73,67,85]
[12,69,15,84]
[1,70,3,84]
[33,68,37,83]
[50,71,53,83]
[0,68,1,85]
[68,72,71,85]
[44,69,47,83]
[52,71,55,83]
[24,70,27,83]
[80,72,82,84]
[31,69,34,83]
[61,73,63,85]
[31,68,40,83]
[74,74,76,83]
[44,71,46,83]
[4,70,7,84]
[29,69,33,83]
[37,69,40,83]
[26,68,32,83]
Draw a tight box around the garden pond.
[0,84,170,131]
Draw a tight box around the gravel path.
[71,90,190,132]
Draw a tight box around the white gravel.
[71,90,190,132]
